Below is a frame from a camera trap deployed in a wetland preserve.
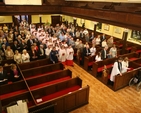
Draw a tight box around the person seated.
[0,66,8,85]
[10,64,21,82]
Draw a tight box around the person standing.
[109,44,117,58]
[101,46,108,60]
[49,47,58,64]
[110,57,123,83]
[59,45,67,65]
[66,45,74,66]
[22,49,30,63]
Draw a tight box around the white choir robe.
[110,62,121,82]
[30,28,36,34]
[59,49,67,65]
[66,48,74,66]
[39,36,45,41]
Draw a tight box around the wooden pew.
[84,56,95,71]
[0,80,30,109]
[92,57,117,77]
[21,63,64,80]
[119,52,139,61]
[26,69,72,90]
[3,64,22,83]
[1,59,15,66]
[29,85,89,113]
[18,58,52,70]
[133,58,141,66]
[31,77,82,103]
[113,62,141,91]
[114,40,124,49]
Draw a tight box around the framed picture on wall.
[104,24,109,31]
[114,27,121,34]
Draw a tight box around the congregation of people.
[0,20,130,85]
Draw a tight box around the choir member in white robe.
[66,45,74,66]
[90,45,96,56]
[110,57,123,82]
[59,45,67,65]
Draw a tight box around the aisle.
[65,63,141,113]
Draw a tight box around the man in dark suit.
[0,66,8,85]
[100,33,106,44]
[38,44,46,59]
[82,45,91,65]
[49,47,58,64]
[101,46,108,60]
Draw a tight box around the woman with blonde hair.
[10,64,21,82]
[22,49,30,63]
[14,50,22,64]
[122,57,129,73]
[5,46,14,60]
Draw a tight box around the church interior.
[0,0,141,113]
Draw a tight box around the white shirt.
[90,47,96,56]
[45,48,51,56]
[22,53,30,63]
[95,55,102,62]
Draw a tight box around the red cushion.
[136,50,141,53]
[106,64,113,68]
[129,57,137,61]
[8,81,13,84]
[73,53,77,56]
[119,44,123,47]
[98,67,103,72]
[25,70,62,80]
[27,101,35,107]
[30,76,71,90]
[126,47,131,50]
[0,89,28,100]
[97,64,113,72]
[36,85,80,104]
[127,67,134,72]
[79,58,82,60]
[88,62,93,66]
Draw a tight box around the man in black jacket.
[49,47,59,64]
[101,46,108,60]
[0,66,8,85]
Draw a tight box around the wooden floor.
[65,63,141,113]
